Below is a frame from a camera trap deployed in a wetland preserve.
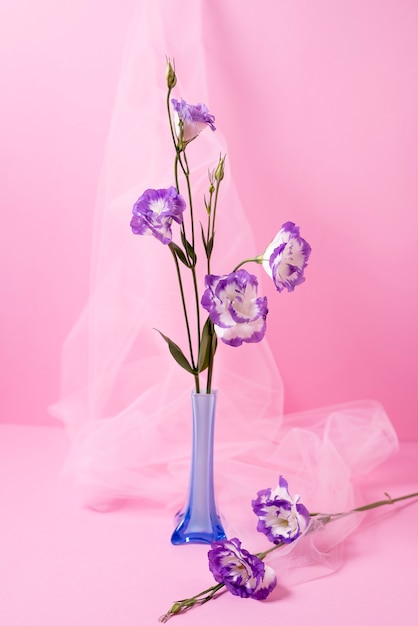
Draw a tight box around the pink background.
[1,0,418,440]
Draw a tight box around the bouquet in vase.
[130,59,311,545]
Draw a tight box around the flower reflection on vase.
[130,59,311,544]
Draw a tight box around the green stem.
[209,175,221,247]
[168,103,200,391]
[187,582,224,602]
[166,88,178,152]
[256,541,285,561]
[205,321,216,394]
[159,583,224,622]
[191,265,201,373]
[169,246,197,376]
[310,491,418,523]
[203,166,224,393]
[233,257,261,272]
[177,151,201,366]
[174,153,181,195]
[182,152,195,250]
[205,189,214,276]
[206,354,213,394]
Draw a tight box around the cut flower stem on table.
[159,486,418,622]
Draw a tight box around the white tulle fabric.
[50,0,398,585]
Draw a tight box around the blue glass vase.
[171,391,226,545]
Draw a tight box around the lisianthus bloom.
[201,269,268,347]
[171,98,216,144]
[262,221,311,292]
[252,476,310,544]
[130,187,186,245]
[208,538,277,600]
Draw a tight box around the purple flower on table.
[171,98,216,144]
[252,476,310,544]
[208,537,277,600]
[262,222,311,292]
[130,186,186,245]
[201,269,268,347]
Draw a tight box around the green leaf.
[180,231,197,265]
[154,329,196,375]
[206,233,215,257]
[212,328,218,355]
[200,223,208,253]
[204,194,211,216]
[198,317,217,372]
[198,319,211,372]
[200,225,214,258]
[169,242,190,267]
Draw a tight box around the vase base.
[171,523,226,545]
[171,510,226,545]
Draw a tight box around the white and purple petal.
[251,562,277,600]
[215,314,267,347]
[262,222,311,292]
[130,187,186,245]
[208,538,276,600]
[252,476,310,544]
[271,475,293,502]
[201,270,268,347]
[171,98,216,143]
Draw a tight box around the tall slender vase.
[171,391,226,545]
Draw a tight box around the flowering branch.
[169,97,201,389]
[130,60,311,393]
[159,487,418,622]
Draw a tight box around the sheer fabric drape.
[50,0,398,583]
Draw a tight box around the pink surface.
[1,424,417,626]
[1,0,418,438]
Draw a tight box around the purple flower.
[130,187,186,245]
[262,222,311,292]
[201,269,268,347]
[208,538,277,600]
[252,476,310,544]
[171,98,216,143]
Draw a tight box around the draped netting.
[49,0,398,585]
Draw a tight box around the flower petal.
[131,187,186,244]
[251,562,277,600]
[171,98,216,143]
[208,538,276,600]
[252,476,310,544]
[262,222,311,292]
[201,270,268,347]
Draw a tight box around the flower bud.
[214,156,225,182]
[171,603,182,614]
[166,58,177,89]
[208,170,215,194]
